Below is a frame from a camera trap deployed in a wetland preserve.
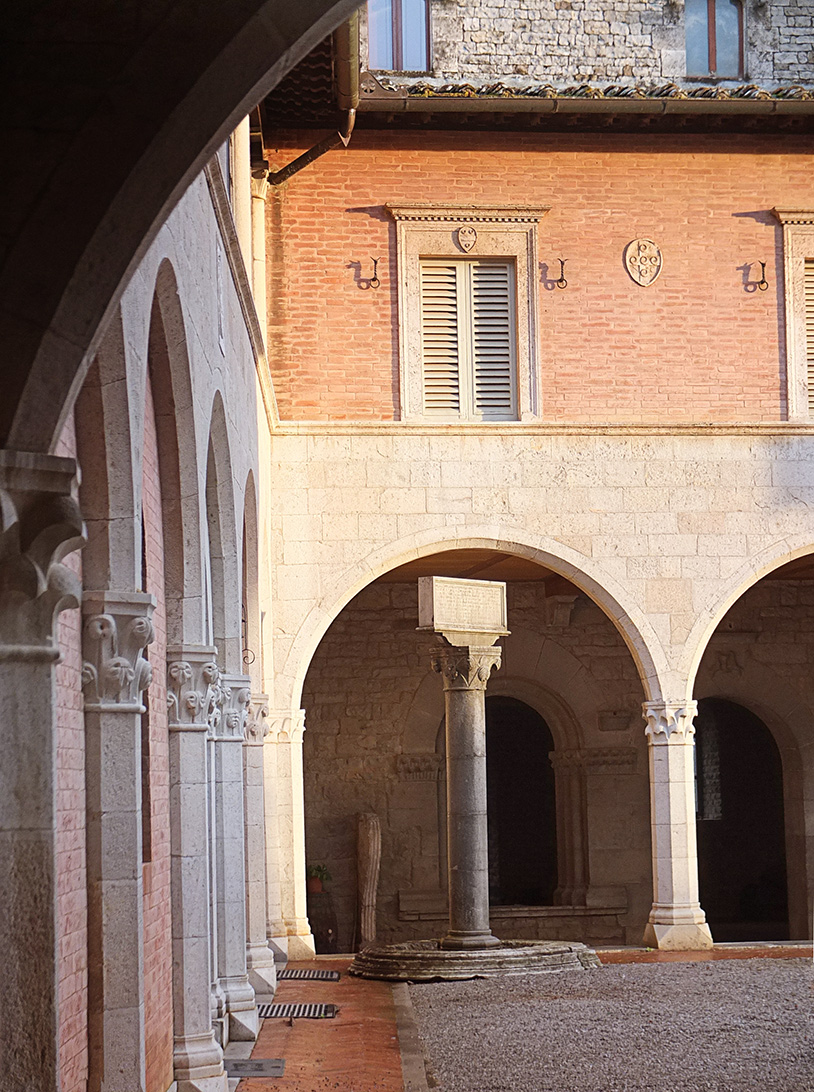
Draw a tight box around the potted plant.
[306,863,331,895]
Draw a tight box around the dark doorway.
[695,698,789,941]
[486,696,557,906]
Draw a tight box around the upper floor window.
[368,0,430,72]
[685,0,744,79]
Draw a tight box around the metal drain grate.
[257,1002,337,1019]
[224,1058,286,1077]
[278,968,340,981]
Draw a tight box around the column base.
[440,930,501,950]
[286,932,317,959]
[643,921,714,950]
[173,1032,227,1090]
[247,944,278,994]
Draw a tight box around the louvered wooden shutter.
[471,262,516,419]
[420,259,517,420]
[806,259,814,416]
[420,263,461,415]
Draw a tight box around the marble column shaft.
[0,451,84,1092]
[211,673,257,1041]
[432,643,502,951]
[167,646,227,1092]
[267,711,315,959]
[244,695,277,994]
[82,591,155,1092]
[642,700,713,951]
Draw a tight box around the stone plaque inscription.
[418,576,508,643]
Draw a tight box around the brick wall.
[265,130,814,423]
[361,0,814,86]
[142,372,175,1092]
[54,413,88,1092]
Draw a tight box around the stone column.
[244,695,277,994]
[431,643,502,950]
[268,710,315,959]
[166,646,227,1092]
[642,700,713,951]
[550,749,589,907]
[82,591,155,1091]
[250,177,269,340]
[262,715,288,959]
[0,450,84,1092]
[212,673,257,1041]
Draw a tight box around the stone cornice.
[270,420,814,437]
[772,208,814,225]
[386,203,549,223]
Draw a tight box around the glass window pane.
[368,0,394,70]
[715,0,741,77]
[401,0,428,71]
[685,0,710,76]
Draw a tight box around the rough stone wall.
[54,414,88,1092]
[141,372,175,1092]
[302,580,652,949]
[265,129,814,424]
[362,0,814,86]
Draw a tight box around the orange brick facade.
[266,130,814,423]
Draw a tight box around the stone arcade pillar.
[550,749,589,907]
[262,716,289,959]
[244,695,278,994]
[166,646,228,1092]
[267,710,315,959]
[212,673,258,1041]
[0,451,84,1092]
[432,643,503,949]
[82,591,155,1091]
[642,700,713,951]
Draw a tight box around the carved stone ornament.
[265,709,306,744]
[430,644,502,692]
[0,452,85,652]
[166,647,220,730]
[246,694,270,744]
[396,754,443,782]
[457,226,477,252]
[81,593,155,711]
[624,238,663,287]
[216,672,252,740]
[642,700,698,742]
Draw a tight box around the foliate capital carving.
[265,709,306,745]
[251,176,269,201]
[642,700,698,743]
[0,452,85,652]
[214,672,252,741]
[430,644,502,692]
[246,694,270,745]
[166,646,220,731]
[81,592,155,711]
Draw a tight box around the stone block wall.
[265,130,814,424]
[361,0,814,86]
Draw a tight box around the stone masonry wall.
[265,130,814,424]
[362,0,814,87]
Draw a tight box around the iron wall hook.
[556,258,568,290]
[369,257,380,289]
[757,261,769,291]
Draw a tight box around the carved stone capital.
[430,643,502,692]
[251,176,269,201]
[81,591,155,711]
[642,700,698,743]
[214,672,252,741]
[0,451,85,654]
[166,645,220,731]
[265,709,305,744]
[245,694,269,745]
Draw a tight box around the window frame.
[773,209,814,421]
[366,0,432,74]
[387,204,549,422]
[685,0,745,80]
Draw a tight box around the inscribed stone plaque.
[417,576,508,646]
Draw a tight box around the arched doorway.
[695,698,789,941]
[486,696,557,906]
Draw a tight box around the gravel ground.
[409,959,814,1092]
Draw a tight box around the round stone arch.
[278,527,669,716]
[694,657,812,939]
[680,535,814,693]
[204,390,242,670]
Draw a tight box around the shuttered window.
[806,259,814,416]
[420,259,517,420]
